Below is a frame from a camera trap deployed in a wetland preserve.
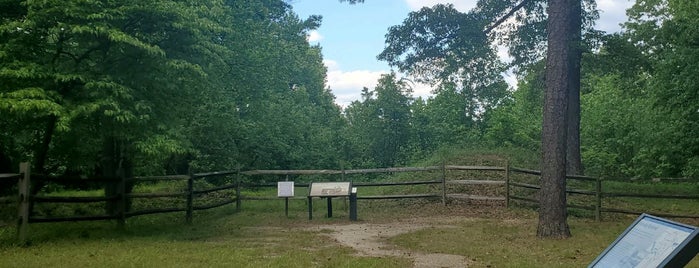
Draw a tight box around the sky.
[291,0,635,107]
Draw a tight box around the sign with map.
[308,182,351,197]
[589,214,699,268]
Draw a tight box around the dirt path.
[306,217,473,268]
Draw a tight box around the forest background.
[0,0,697,184]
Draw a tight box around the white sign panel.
[277,181,294,197]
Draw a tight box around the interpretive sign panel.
[589,214,699,268]
[277,181,294,197]
[307,182,353,220]
[308,182,351,197]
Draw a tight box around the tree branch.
[483,0,531,34]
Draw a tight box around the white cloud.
[405,0,477,12]
[324,60,387,107]
[324,60,435,107]
[596,0,634,33]
[407,80,434,100]
[324,59,340,71]
[307,30,323,42]
[327,69,385,92]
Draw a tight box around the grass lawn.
[1,190,699,267]
[0,200,411,268]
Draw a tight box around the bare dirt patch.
[305,217,475,268]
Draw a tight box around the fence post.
[186,173,194,224]
[595,177,602,221]
[17,162,30,245]
[505,160,510,209]
[116,169,126,229]
[441,161,446,206]
[235,169,241,212]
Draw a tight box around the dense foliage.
[580,0,699,178]
[1,0,696,181]
[0,0,342,178]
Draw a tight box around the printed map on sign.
[591,215,695,268]
[309,182,351,197]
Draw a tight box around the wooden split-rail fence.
[1,162,698,244]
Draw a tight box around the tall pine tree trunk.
[538,0,575,239]
[566,0,584,176]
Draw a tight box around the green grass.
[391,212,599,267]
[389,209,699,268]
[3,146,699,268]
[2,190,699,267]
[0,201,411,268]
[603,180,699,195]
[599,180,699,217]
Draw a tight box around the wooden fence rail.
[3,162,699,245]
[506,169,699,222]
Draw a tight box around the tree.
[537,0,581,238]
[622,0,699,178]
[0,0,237,215]
[484,62,544,150]
[0,0,214,175]
[343,74,413,167]
[378,4,509,122]
[374,0,600,175]
[185,1,344,173]
[475,0,596,175]
[565,0,584,175]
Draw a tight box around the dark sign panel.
[589,214,699,268]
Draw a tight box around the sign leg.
[308,196,313,220]
[327,197,332,218]
[350,190,357,221]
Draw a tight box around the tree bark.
[28,116,57,212]
[101,136,134,215]
[538,0,574,239]
[566,0,584,176]
[34,115,57,173]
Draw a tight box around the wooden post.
[595,177,602,221]
[441,161,446,206]
[17,162,30,245]
[284,175,289,217]
[186,173,194,224]
[308,196,313,220]
[116,169,126,229]
[349,187,357,221]
[326,197,333,218]
[235,169,241,212]
[505,160,511,209]
[341,169,347,209]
